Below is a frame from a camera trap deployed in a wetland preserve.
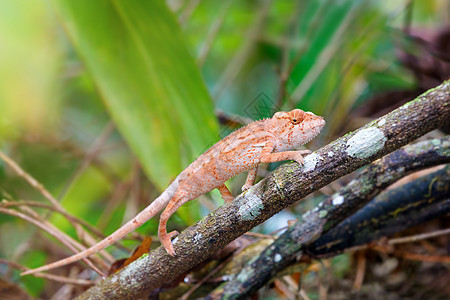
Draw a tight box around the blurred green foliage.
[0,0,446,297]
[0,0,63,139]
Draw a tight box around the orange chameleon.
[22,109,325,275]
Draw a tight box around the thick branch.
[214,139,449,299]
[77,80,450,299]
[312,166,450,256]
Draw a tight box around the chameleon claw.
[161,230,178,256]
[165,242,176,257]
[241,183,252,192]
[294,150,311,165]
[294,154,305,165]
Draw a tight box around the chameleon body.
[22,109,325,275]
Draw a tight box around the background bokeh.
[0,0,448,297]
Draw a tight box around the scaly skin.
[22,109,325,276]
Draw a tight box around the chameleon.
[22,109,325,275]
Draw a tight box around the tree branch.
[213,139,449,299]
[312,166,450,257]
[77,80,449,299]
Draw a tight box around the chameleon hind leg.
[158,192,188,256]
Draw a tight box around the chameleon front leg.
[217,184,234,203]
[242,166,258,191]
[260,141,311,165]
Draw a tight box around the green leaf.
[288,0,362,111]
[51,0,219,191]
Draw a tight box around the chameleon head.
[272,109,325,148]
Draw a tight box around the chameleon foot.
[241,182,252,192]
[161,230,179,256]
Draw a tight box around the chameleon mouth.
[304,119,326,143]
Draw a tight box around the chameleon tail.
[21,180,179,276]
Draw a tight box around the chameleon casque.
[23,109,325,275]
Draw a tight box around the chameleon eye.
[291,116,303,125]
[288,109,305,124]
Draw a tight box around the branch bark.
[312,166,450,256]
[212,138,449,299]
[77,80,450,299]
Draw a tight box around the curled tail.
[21,180,178,276]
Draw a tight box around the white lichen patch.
[238,194,264,221]
[431,139,441,146]
[327,151,334,157]
[302,210,311,219]
[346,127,387,159]
[193,232,202,244]
[377,118,386,126]
[236,269,252,282]
[274,253,282,263]
[303,153,323,172]
[332,194,344,205]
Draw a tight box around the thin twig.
[273,279,296,299]
[0,259,93,286]
[0,149,114,265]
[15,204,110,270]
[10,205,107,274]
[9,197,134,260]
[343,226,450,254]
[374,246,450,263]
[0,150,64,209]
[1,200,104,238]
[0,207,106,277]
[299,289,312,300]
[389,228,450,245]
[398,252,450,263]
[352,251,366,291]
[50,266,81,300]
